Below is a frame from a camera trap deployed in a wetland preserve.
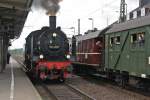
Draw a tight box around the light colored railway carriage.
[105,14,150,80]
[73,30,105,73]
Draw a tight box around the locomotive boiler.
[25,16,71,82]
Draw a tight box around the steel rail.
[65,83,96,100]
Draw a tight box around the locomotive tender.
[25,16,71,82]
[72,2,150,87]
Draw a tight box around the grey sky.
[11,0,139,49]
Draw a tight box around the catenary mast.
[119,0,127,22]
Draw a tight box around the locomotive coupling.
[38,66,48,80]
[39,66,48,73]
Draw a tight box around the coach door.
[96,36,105,67]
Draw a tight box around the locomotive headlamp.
[66,55,71,59]
[53,33,57,37]
[39,55,44,59]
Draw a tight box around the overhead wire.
[79,0,119,20]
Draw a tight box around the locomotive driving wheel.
[58,71,65,83]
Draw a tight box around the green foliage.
[9,48,23,55]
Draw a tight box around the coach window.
[131,32,145,47]
[137,10,141,17]
[115,36,120,45]
[69,44,71,47]
[110,37,114,46]
[81,42,83,52]
[130,12,133,19]
[138,32,145,47]
[145,8,150,16]
[84,41,86,52]
[78,42,81,52]
[131,34,138,44]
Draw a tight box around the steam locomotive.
[24,16,71,82]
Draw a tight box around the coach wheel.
[58,75,65,83]
[121,71,129,88]
[34,70,41,83]
[115,70,121,84]
[58,77,65,83]
[137,79,150,91]
[106,69,114,80]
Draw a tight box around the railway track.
[13,57,95,100]
[89,74,150,96]
[66,75,150,100]
[13,57,147,99]
[37,82,95,100]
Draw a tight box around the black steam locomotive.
[25,16,71,82]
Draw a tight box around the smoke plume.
[33,0,62,15]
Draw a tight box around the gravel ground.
[36,84,53,100]
[13,56,150,100]
[66,75,150,100]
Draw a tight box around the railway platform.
[0,58,42,100]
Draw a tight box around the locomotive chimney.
[49,16,56,29]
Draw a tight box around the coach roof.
[106,15,150,33]
[76,30,102,41]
